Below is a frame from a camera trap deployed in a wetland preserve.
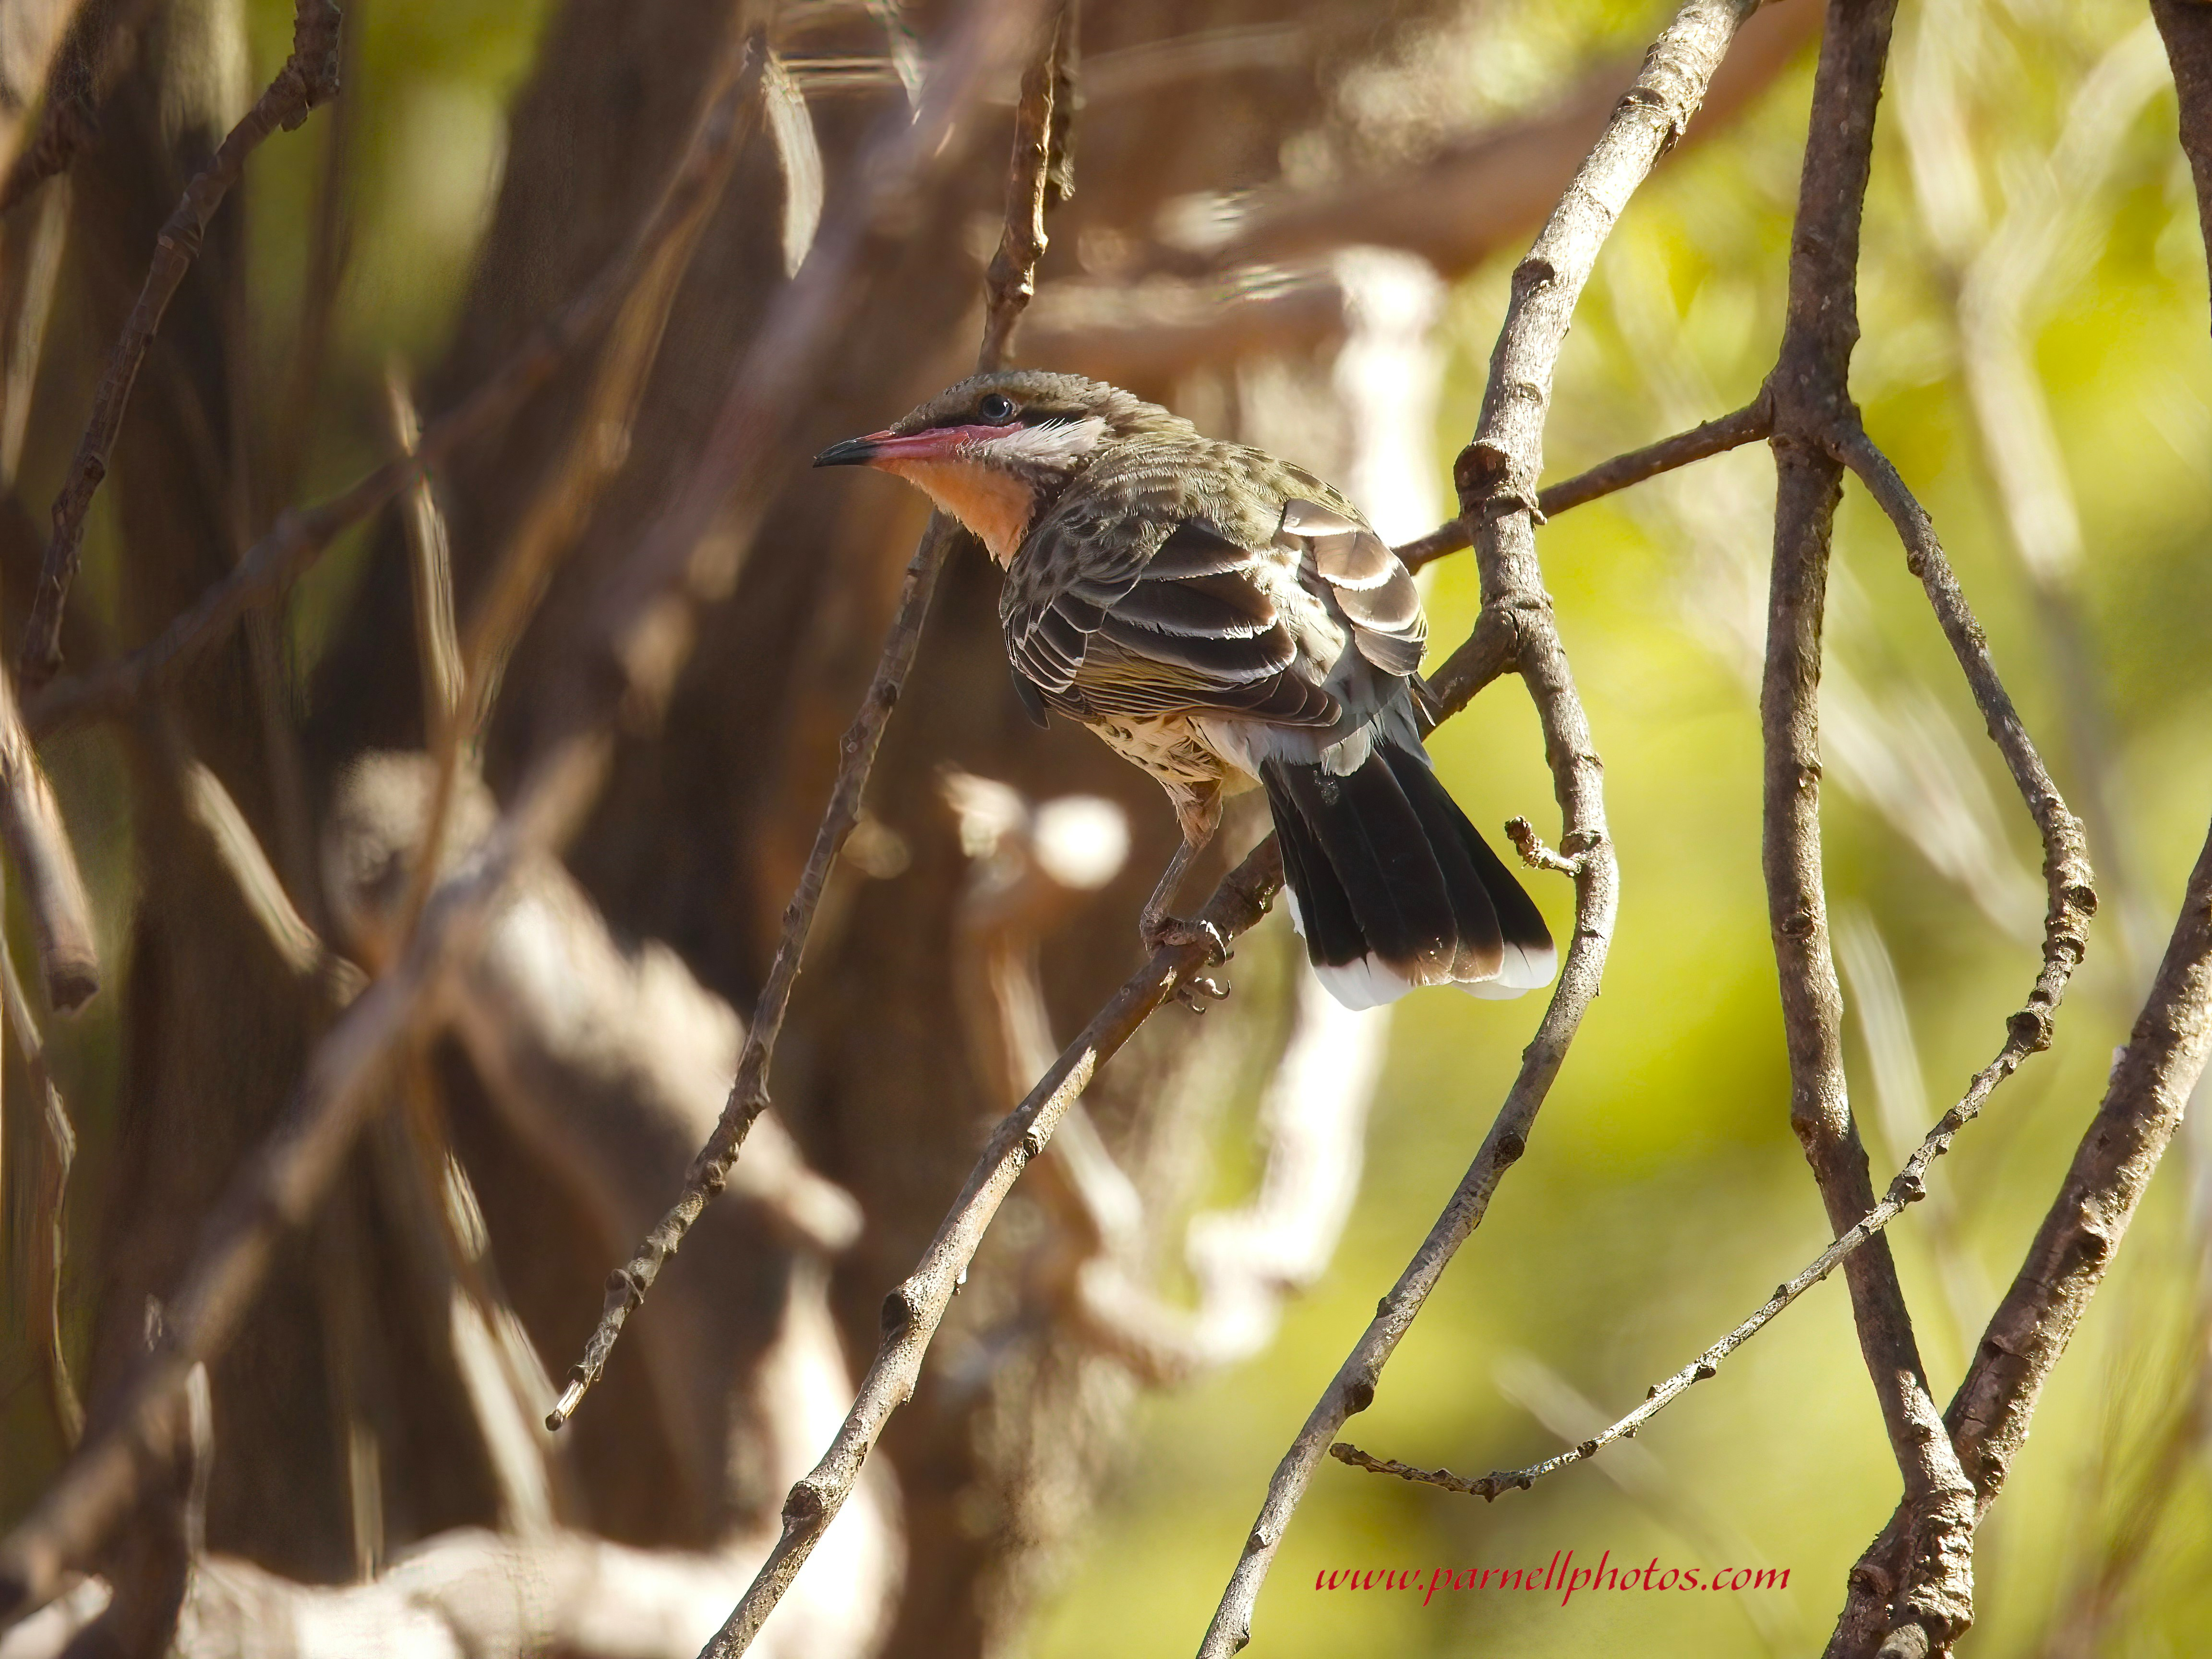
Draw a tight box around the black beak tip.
[813,436,876,469]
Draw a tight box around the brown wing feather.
[1006,517,1342,728]
[1276,498,1426,675]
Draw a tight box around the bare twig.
[0,662,97,1011]
[161,721,367,1005]
[1831,428,2093,1018]
[15,0,341,688]
[1395,395,1774,572]
[1503,815,1580,878]
[0,179,70,489]
[2,942,82,1446]
[547,0,1068,1437]
[383,372,464,734]
[1197,2,1765,1650]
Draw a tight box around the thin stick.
[1395,394,1775,572]
[15,0,340,688]
[1197,3,1764,1652]
[162,721,368,1006]
[2,942,81,1446]
[1832,424,2094,1020]
[547,0,1068,1436]
[383,371,464,734]
[0,660,97,1011]
[387,33,765,956]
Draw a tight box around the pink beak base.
[812,423,1007,469]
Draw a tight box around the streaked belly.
[1085,713,1251,791]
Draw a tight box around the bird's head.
[813,371,1186,564]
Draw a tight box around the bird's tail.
[1260,739,1555,1010]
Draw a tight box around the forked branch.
[1395,393,1774,572]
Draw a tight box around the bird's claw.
[1142,914,1232,1011]
[1173,971,1231,1014]
[1142,915,1230,964]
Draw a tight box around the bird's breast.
[877,457,1035,565]
[1083,711,1247,791]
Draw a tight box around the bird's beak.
[812,430,892,468]
[813,425,986,469]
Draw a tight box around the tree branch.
[0,661,96,1011]
[1196,2,1768,1651]
[14,0,340,688]
[2,941,82,1446]
[1751,3,1984,1650]
[1820,7,2212,1647]
[1395,394,1775,573]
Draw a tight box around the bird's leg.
[1139,785,1229,967]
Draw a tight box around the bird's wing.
[1004,515,1340,726]
[1274,498,1427,677]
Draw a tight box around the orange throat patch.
[878,457,1036,565]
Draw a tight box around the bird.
[813,370,1554,1011]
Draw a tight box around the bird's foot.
[1172,969,1231,1013]
[1142,914,1233,1012]
[1142,914,1230,964]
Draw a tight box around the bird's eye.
[977,393,1017,423]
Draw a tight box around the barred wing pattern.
[1002,493,1423,727]
[1274,499,1425,677]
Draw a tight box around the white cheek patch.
[969,416,1109,469]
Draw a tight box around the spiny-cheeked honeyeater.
[815,370,1554,1011]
